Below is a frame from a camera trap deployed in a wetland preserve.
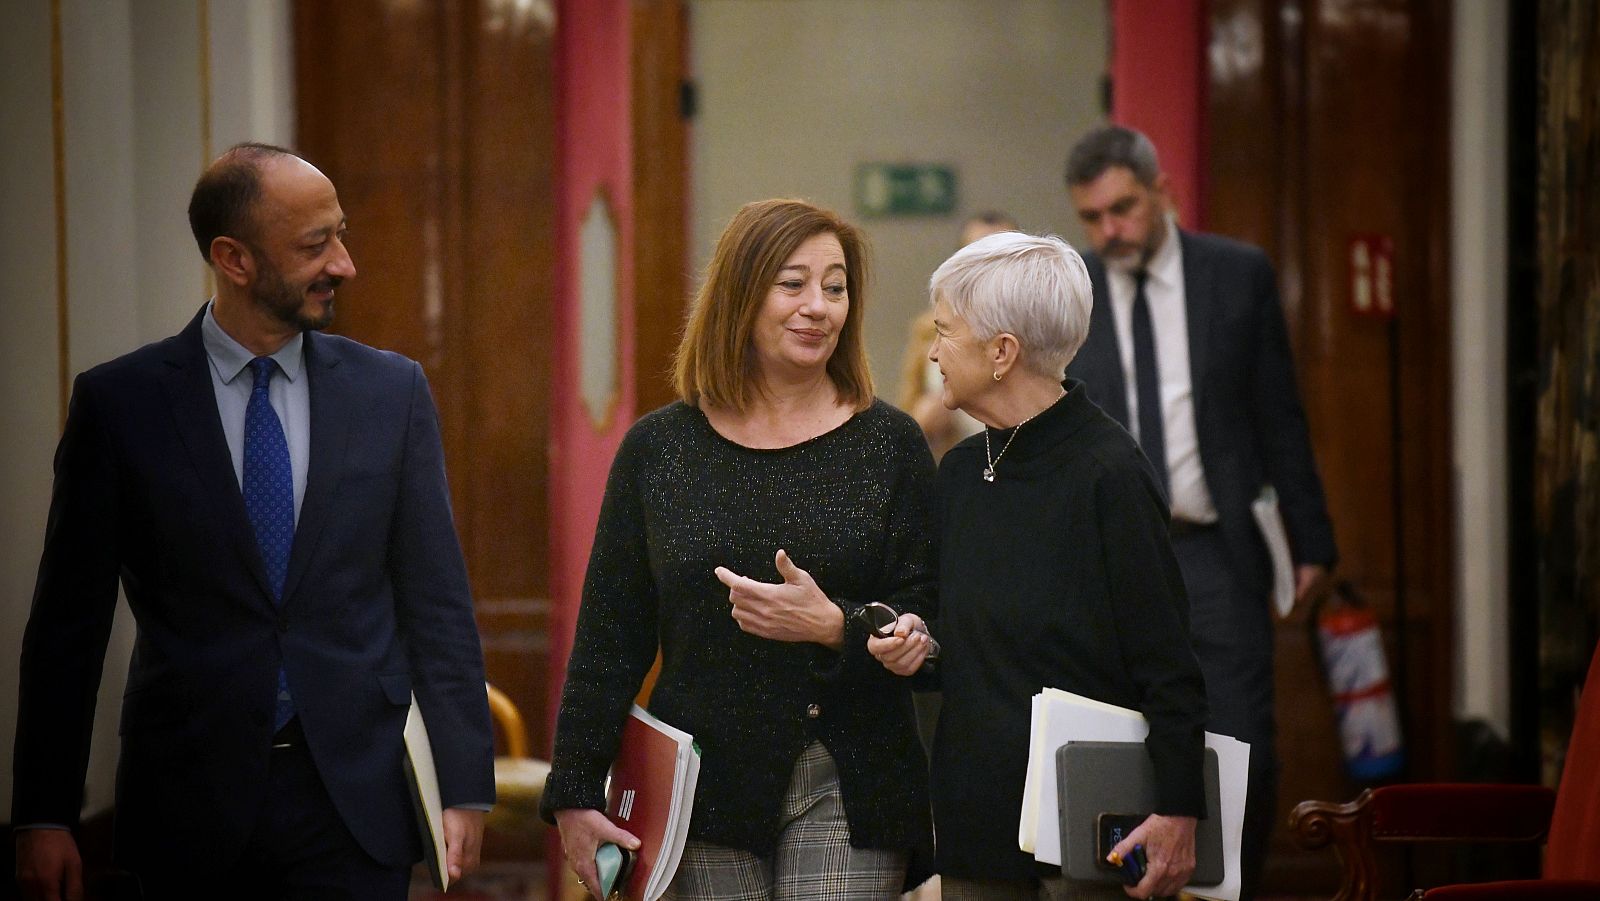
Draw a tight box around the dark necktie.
[1130,270,1169,498]
[243,357,296,731]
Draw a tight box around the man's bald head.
[187,142,304,263]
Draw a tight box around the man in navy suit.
[1063,126,1338,901]
[13,143,494,900]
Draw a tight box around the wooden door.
[293,0,557,769]
[631,0,691,415]
[1206,0,1455,892]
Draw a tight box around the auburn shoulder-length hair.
[673,198,874,413]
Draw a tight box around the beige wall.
[1450,0,1510,737]
[0,0,293,820]
[689,0,1110,388]
[1,0,66,824]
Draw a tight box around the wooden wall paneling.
[1408,0,1457,785]
[1268,624,1345,890]
[458,0,558,764]
[631,0,691,415]
[1298,0,1455,782]
[1207,0,1341,890]
[1206,0,1286,262]
[294,1,450,368]
[436,2,470,499]
[294,0,556,767]
[1299,0,1405,607]
[1277,0,1309,343]
[1207,0,1454,891]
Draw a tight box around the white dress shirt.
[1105,216,1219,523]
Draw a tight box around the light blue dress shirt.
[201,302,309,521]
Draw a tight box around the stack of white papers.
[403,694,450,891]
[1018,688,1249,901]
[1252,486,1297,619]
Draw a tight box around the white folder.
[1018,688,1250,901]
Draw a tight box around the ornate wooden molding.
[1289,788,1380,901]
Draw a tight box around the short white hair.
[928,231,1093,379]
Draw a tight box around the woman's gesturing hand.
[715,549,845,649]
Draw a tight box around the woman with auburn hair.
[543,199,937,900]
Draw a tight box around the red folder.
[605,705,700,901]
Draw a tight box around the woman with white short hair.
[870,232,1209,901]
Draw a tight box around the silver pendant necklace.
[982,412,1039,482]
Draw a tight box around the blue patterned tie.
[243,357,296,731]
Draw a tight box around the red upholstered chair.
[1289,640,1600,899]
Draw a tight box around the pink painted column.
[547,0,635,732]
[1111,0,1207,229]
[546,0,636,893]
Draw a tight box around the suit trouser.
[127,718,411,901]
[1171,525,1276,901]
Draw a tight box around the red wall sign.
[1348,234,1395,319]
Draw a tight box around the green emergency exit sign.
[854,163,957,217]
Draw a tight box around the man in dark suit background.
[13,143,495,900]
[1063,126,1338,900]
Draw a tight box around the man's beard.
[252,258,338,331]
[1102,221,1166,273]
[1101,241,1141,271]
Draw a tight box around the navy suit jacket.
[13,306,494,871]
[1066,230,1337,603]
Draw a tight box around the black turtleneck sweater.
[929,380,1208,882]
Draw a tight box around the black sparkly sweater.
[929,381,1209,882]
[541,400,937,862]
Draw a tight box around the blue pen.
[1107,847,1144,886]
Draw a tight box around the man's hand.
[15,828,83,901]
[1294,563,1332,608]
[1108,813,1196,899]
[867,613,935,676]
[442,808,485,883]
[553,808,641,900]
[715,550,843,649]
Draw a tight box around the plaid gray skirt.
[664,741,907,901]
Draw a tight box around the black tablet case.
[1054,740,1225,886]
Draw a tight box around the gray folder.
[1055,740,1224,886]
